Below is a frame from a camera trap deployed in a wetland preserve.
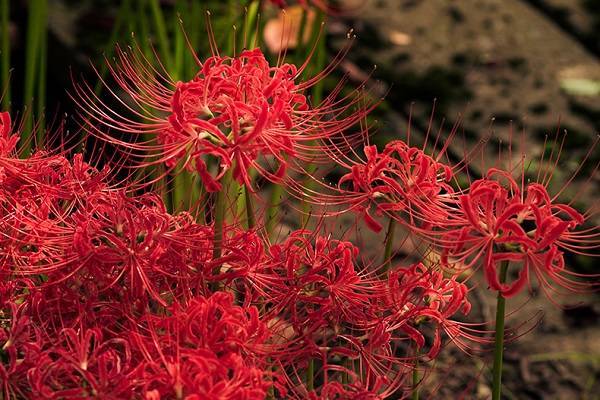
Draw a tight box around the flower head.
[76,41,372,192]
[443,167,598,298]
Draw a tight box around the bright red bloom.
[70,191,213,305]
[0,303,46,399]
[76,45,371,191]
[0,112,19,156]
[315,139,455,233]
[28,327,135,399]
[442,168,597,298]
[131,292,273,399]
[385,263,472,358]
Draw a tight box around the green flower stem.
[492,260,510,400]
[266,183,283,239]
[307,358,315,392]
[244,0,259,50]
[299,11,326,227]
[94,0,131,95]
[35,0,47,141]
[1,0,10,110]
[148,0,173,71]
[22,0,45,155]
[173,0,185,81]
[383,217,396,273]
[212,169,233,264]
[244,185,255,229]
[412,356,419,400]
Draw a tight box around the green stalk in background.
[94,0,132,95]
[492,261,510,400]
[1,0,10,110]
[36,0,47,142]
[22,0,46,155]
[383,217,396,272]
[148,0,173,72]
[243,0,260,50]
[266,183,283,239]
[244,185,255,229]
[307,358,315,392]
[171,2,192,212]
[212,169,233,263]
[299,11,326,228]
[412,357,420,400]
[136,1,152,58]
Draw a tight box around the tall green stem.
[383,217,396,272]
[412,356,419,400]
[243,0,259,50]
[148,0,173,71]
[307,359,314,392]
[299,11,326,227]
[244,185,255,229]
[212,170,233,263]
[266,184,283,238]
[1,0,10,110]
[35,0,47,141]
[94,0,132,95]
[22,0,44,155]
[492,261,510,400]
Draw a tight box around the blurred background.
[1,0,599,398]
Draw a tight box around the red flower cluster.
[133,292,272,399]
[76,46,371,192]
[1,111,475,398]
[334,139,454,233]
[442,168,594,298]
[2,19,598,398]
[208,229,474,397]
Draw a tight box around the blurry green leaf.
[560,78,600,96]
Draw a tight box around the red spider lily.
[74,40,371,192]
[206,228,275,304]
[385,263,472,358]
[298,139,456,234]
[252,230,421,397]
[131,292,273,399]
[308,380,385,399]
[442,168,599,298]
[0,112,19,156]
[70,191,213,305]
[27,327,136,399]
[0,303,45,399]
[264,230,376,335]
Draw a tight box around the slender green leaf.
[1,0,10,110]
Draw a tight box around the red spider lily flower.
[442,167,599,299]
[253,230,419,397]
[131,292,273,399]
[385,263,472,358]
[206,228,276,304]
[27,327,136,399]
[309,380,385,399]
[70,191,213,305]
[75,40,372,192]
[0,112,19,156]
[264,230,375,335]
[303,139,455,234]
[0,303,45,399]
